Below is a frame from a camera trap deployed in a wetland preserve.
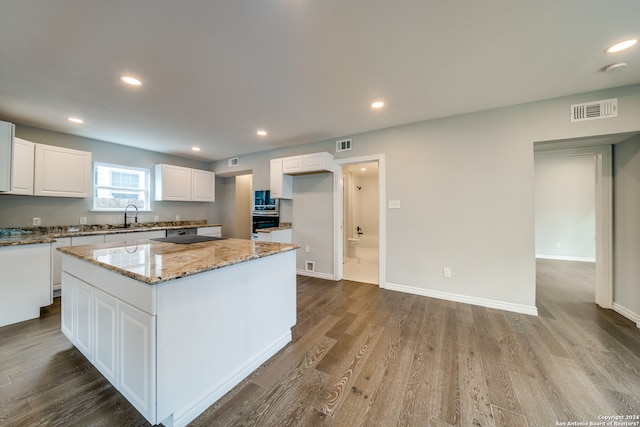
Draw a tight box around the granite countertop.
[257,222,292,233]
[58,238,299,285]
[0,221,222,247]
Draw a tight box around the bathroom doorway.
[334,154,385,286]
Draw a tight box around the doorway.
[334,154,386,286]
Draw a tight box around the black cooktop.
[151,235,228,244]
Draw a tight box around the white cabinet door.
[191,169,215,202]
[155,164,191,201]
[7,137,35,195]
[270,229,293,243]
[104,230,165,243]
[270,158,292,199]
[75,279,94,359]
[197,226,222,237]
[34,143,92,198]
[61,272,75,340]
[0,120,14,192]
[282,155,303,174]
[119,300,156,423]
[94,288,118,385]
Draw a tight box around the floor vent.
[305,260,315,272]
[228,157,239,167]
[571,98,617,122]
[336,138,352,152]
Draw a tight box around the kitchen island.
[58,237,298,427]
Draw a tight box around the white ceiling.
[1,1,639,161]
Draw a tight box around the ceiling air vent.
[336,138,352,152]
[228,157,239,167]
[571,98,617,122]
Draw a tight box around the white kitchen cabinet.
[0,242,51,327]
[104,230,166,243]
[94,288,118,385]
[34,143,92,198]
[155,164,191,201]
[282,152,334,175]
[7,137,35,195]
[197,226,222,237]
[155,164,215,202]
[71,235,106,246]
[270,158,292,199]
[0,120,14,192]
[61,269,156,423]
[191,169,215,202]
[51,237,72,293]
[256,228,292,243]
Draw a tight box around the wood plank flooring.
[1,259,639,426]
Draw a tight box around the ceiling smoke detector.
[603,62,628,73]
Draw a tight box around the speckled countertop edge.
[58,238,299,285]
[0,221,222,247]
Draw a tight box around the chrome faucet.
[124,204,138,228]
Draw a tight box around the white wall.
[212,84,640,316]
[613,135,640,323]
[534,154,596,261]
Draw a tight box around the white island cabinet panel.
[196,226,221,237]
[34,143,92,198]
[104,230,166,243]
[0,243,51,327]
[94,288,118,385]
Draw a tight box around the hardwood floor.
[1,259,639,426]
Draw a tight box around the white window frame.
[92,162,151,212]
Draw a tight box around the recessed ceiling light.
[360,167,367,171]
[191,147,201,151]
[371,101,384,109]
[120,75,143,86]
[606,39,638,53]
[67,117,84,124]
[257,130,267,136]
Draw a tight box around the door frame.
[333,153,386,286]
[534,145,612,309]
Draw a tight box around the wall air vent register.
[571,98,617,122]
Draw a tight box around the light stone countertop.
[257,222,292,233]
[57,238,299,285]
[0,221,222,247]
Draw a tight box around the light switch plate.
[388,200,401,209]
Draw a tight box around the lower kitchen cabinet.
[256,228,292,243]
[197,226,222,237]
[61,270,156,422]
[104,230,166,243]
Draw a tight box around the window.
[93,162,150,211]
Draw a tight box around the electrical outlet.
[32,217,41,226]
[443,267,452,278]
[175,215,181,221]
[555,242,561,248]
[388,200,401,209]
[79,217,87,225]
[305,245,310,253]
[154,216,160,221]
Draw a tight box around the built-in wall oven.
[252,190,279,240]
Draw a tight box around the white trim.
[296,270,336,280]
[612,303,640,330]
[534,145,613,310]
[535,254,596,262]
[385,281,538,316]
[333,154,386,287]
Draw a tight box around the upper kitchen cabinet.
[155,164,215,202]
[191,168,215,202]
[270,158,292,199]
[34,143,92,198]
[0,120,15,192]
[282,152,334,175]
[7,137,35,195]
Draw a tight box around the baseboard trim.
[612,303,640,329]
[296,269,336,281]
[384,282,538,316]
[535,254,596,262]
